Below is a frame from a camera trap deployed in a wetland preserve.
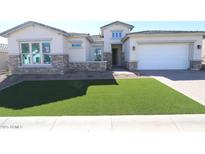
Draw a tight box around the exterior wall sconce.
[132,46,136,51]
[197,45,201,49]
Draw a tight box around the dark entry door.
[112,48,118,65]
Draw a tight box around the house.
[0,43,8,72]
[0,21,204,74]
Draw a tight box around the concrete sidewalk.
[1,115,205,132]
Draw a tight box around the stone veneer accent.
[103,52,112,70]
[125,61,138,71]
[69,61,107,71]
[190,60,202,70]
[8,54,69,74]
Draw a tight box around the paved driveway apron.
[140,70,205,106]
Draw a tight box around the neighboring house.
[0,21,205,74]
[0,44,8,72]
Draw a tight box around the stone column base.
[190,60,202,70]
[125,61,138,71]
[103,52,112,70]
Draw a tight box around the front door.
[112,48,118,65]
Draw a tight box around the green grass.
[0,78,205,116]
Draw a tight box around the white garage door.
[137,43,190,70]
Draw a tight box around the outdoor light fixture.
[197,45,201,49]
[132,46,136,51]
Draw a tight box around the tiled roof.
[128,30,205,35]
[0,21,92,39]
[0,44,8,52]
[69,32,90,36]
[91,35,104,42]
[121,30,205,42]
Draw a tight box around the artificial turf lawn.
[0,78,205,116]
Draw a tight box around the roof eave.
[0,22,32,37]
[100,21,134,30]
[121,36,129,42]
[67,34,93,42]
[122,32,205,42]
[87,35,94,42]
[0,21,70,38]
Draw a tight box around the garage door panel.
[137,43,190,70]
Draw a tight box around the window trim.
[19,41,52,66]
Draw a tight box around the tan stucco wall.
[122,38,130,62]
[64,37,91,62]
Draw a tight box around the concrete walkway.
[1,115,205,132]
[140,71,205,106]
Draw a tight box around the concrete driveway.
[140,70,205,106]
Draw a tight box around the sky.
[1,21,205,43]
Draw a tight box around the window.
[20,41,51,65]
[94,48,102,61]
[71,43,82,48]
[112,31,122,39]
[21,43,31,64]
[32,43,41,64]
[42,42,51,64]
